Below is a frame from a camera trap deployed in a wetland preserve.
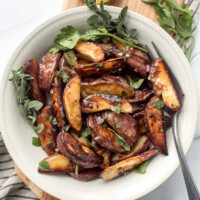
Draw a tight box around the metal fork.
[149,41,200,200]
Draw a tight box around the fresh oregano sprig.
[9,67,43,131]
[142,0,194,61]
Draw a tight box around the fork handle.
[172,112,200,200]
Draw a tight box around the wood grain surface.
[16,0,183,199]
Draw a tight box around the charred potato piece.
[39,52,61,91]
[38,154,75,174]
[74,41,105,62]
[126,54,149,78]
[81,75,134,98]
[37,106,57,156]
[112,39,151,63]
[82,94,133,113]
[164,116,171,130]
[129,89,153,103]
[68,168,101,181]
[63,76,82,131]
[51,76,66,129]
[57,132,103,168]
[74,58,125,77]
[87,114,126,153]
[101,148,157,180]
[24,59,46,104]
[144,95,168,155]
[149,59,181,111]
[96,149,111,169]
[132,103,146,114]
[105,112,139,147]
[112,135,150,163]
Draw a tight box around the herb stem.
[81,33,147,52]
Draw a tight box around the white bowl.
[0,6,198,200]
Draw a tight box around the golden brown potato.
[96,149,111,169]
[82,94,133,114]
[39,52,61,91]
[144,95,168,155]
[74,58,125,77]
[37,106,57,156]
[87,114,127,153]
[38,154,75,174]
[74,41,105,62]
[63,76,82,131]
[101,148,157,180]
[57,132,103,168]
[50,76,66,129]
[71,130,91,147]
[68,168,101,181]
[24,59,46,104]
[105,112,139,147]
[128,89,152,103]
[81,75,134,98]
[112,135,150,163]
[149,59,181,111]
[112,39,151,63]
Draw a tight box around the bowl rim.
[0,5,198,200]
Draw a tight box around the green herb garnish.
[86,0,143,46]
[39,160,50,171]
[36,124,45,134]
[115,104,121,114]
[153,99,164,109]
[65,125,71,131]
[32,137,41,147]
[9,67,43,131]
[103,112,108,120]
[61,74,71,83]
[97,63,103,67]
[134,160,150,174]
[75,164,79,177]
[142,0,194,61]
[49,0,147,54]
[61,67,71,72]
[49,116,58,125]
[68,50,75,58]
[65,54,75,66]
[84,128,92,137]
[128,76,144,89]
[108,128,130,151]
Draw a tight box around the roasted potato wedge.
[24,59,46,104]
[68,168,101,181]
[164,116,171,130]
[37,106,57,156]
[87,114,127,153]
[71,130,91,147]
[51,76,66,129]
[38,154,75,174]
[132,103,146,114]
[63,76,82,131]
[126,54,149,78]
[149,59,181,111]
[57,132,103,168]
[129,89,152,103]
[101,148,157,180]
[74,41,105,62]
[81,75,134,98]
[74,58,125,77]
[144,95,168,155]
[112,39,151,63]
[105,112,139,147]
[39,52,61,91]
[96,149,111,169]
[82,94,133,113]
[112,135,150,163]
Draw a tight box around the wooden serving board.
[15,0,183,199]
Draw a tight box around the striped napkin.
[0,0,199,199]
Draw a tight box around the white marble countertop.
[0,0,200,199]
